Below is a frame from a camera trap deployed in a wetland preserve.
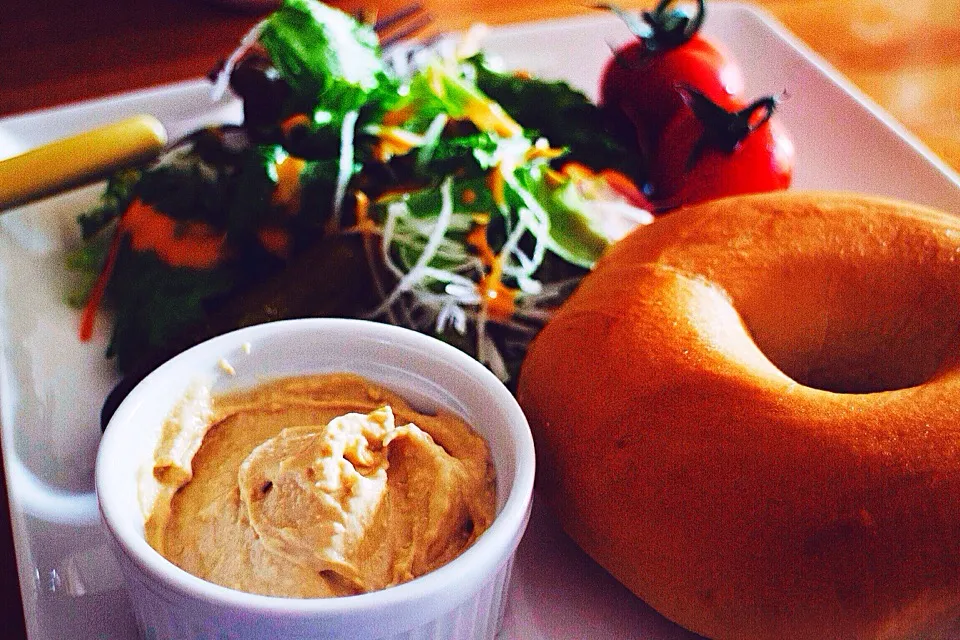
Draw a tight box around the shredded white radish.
[330,110,360,231]
[497,208,530,266]
[210,21,265,101]
[418,266,476,288]
[502,172,550,273]
[515,275,543,295]
[416,114,449,170]
[370,177,455,315]
[436,302,468,335]
[444,282,482,304]
[380,201,408,279]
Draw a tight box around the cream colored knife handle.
[0,114,167,211]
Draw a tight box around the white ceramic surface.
[97,318,533,640]
[1,4,960,639]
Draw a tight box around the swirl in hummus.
[141,373,496,598]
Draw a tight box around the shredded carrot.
[544,167,566,187]
[478,259,518,320]
[78,224,124,342]
[487,166,506,210]
[524,140,565,162]
[382,103,416,127]
[122,199,226,269]
[463,98,523,138]
[337,191,379,239]
[466,220,518,321]
[257,226,291,258]
[79,199,229,339]
[460,188,477,205]
[466,224,497,266]
[273,155,306,211]
[600,168,651,209]
[371,127,425,162]
[560,161,595,182]
[353,191,375,233]
[280,113,311,139]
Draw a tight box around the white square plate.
[1,4,959,638]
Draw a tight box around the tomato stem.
[598,0,706,53]
[677,85,781,170]
[644,0,705,51]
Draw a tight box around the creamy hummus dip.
[142,373,496,598]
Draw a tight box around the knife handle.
[0,114,167,212]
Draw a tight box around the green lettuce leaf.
[76,169,140,239]
[105,240,236,373]
[135,162,231,226]
[259,0,393,117]
[227,144,285,237]
[523,171,609,268]
[466,55,644,180]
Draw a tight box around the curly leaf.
[259,0,392,117]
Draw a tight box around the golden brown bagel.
[517,191,960,640]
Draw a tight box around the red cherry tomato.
[598,0,745,153]
[650,89,795,208]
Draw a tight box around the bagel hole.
[734,259,960,394]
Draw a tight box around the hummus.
[142,373,496,598]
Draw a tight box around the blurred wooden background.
[0,0,958,170]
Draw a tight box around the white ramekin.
[96,318,535,640]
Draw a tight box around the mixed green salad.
[67,0,650,385]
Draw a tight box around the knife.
[0,114,169,212]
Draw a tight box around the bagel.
[517,191,960,640]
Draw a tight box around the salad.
[66,0,653,389]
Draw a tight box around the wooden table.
[0,0,957,636]
[2,0,958,170]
